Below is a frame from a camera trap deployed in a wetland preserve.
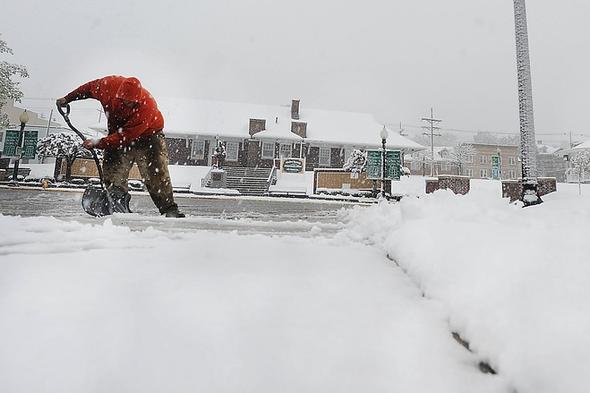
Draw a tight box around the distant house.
[89,98,425,170]
[467,143,521,180]
[406,143,522,180]
[537,142,568,182]
[405,146,457,176]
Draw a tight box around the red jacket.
[64,75,164,149]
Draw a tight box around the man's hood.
[115,77,143,103]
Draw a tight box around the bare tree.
[0,35,29,127]
[571,150,590,195]
[450,144,475,175]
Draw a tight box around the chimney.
[291,121,307,139]
[291,99,300,120]
[249,118,266,136]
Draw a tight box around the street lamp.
[11,110,30,185]
[380,125,388,198]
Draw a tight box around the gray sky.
[2,0,589,142]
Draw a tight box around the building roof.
[92,97,424,152]
[572,140,590,150]
[537,143,560,154]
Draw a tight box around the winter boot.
[163,206,185,218]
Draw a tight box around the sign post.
[22,131,38,160]
[2,130,20,157]
[366,149,402,181]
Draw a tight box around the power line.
[421,108,442,177]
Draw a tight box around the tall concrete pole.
[513,0,542,205]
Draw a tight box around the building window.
[465,168,473,177]
[262,142,275,159]
[480,168,488,178]
[480,155,487,164]
[0,131,3,142]
[225,141,239,161]
[509,156,516,165]
[279,143,292,158]
[249,118,266,135]
[466,155,474,163]
[509,170,516,179]
[191,140,205,160]
[319,147,331,167]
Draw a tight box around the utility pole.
[96,108,105,123]
[45,108,54,136]
[399,122,408,136]
[513,0,541,206]
[421,108,442,177]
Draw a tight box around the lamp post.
[11,110,30,185]
[380,126,388,198]
[497,147,502,179]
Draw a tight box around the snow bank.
[21,163,55,179]
[167,165,238,194]
[269,171,315,195]
[168,164,211,189]
[342,189,590,393]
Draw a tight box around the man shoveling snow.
[57,76,185,218]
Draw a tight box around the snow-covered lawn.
[0,215,504,393]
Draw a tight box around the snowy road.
[0,187,357,236]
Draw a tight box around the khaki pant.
[103,133,178,214]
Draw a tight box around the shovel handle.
[56,102,107,190]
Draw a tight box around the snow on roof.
[572,140,590,150]
[156,98,425,151]
[405,146,454,160]
[537,143,560,154]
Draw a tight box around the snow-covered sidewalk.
[0,215,505,393]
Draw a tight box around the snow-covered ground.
[342,189,590,393]
[0,214,506,393]
[1,180,589,392]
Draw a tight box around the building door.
[247,140,260,167]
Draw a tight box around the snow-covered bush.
[37,133,100,182]
[343,149,367,174]
[212,140,226,168]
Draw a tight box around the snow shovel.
[57,103,131,217]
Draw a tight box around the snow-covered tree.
[212,139,226,168]
[571,150,590,195]
[37,133,99,182]
[343,149,367,174]
[0,35,29,127]
[450,144,475,175]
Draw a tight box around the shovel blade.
[82,187,131,217]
